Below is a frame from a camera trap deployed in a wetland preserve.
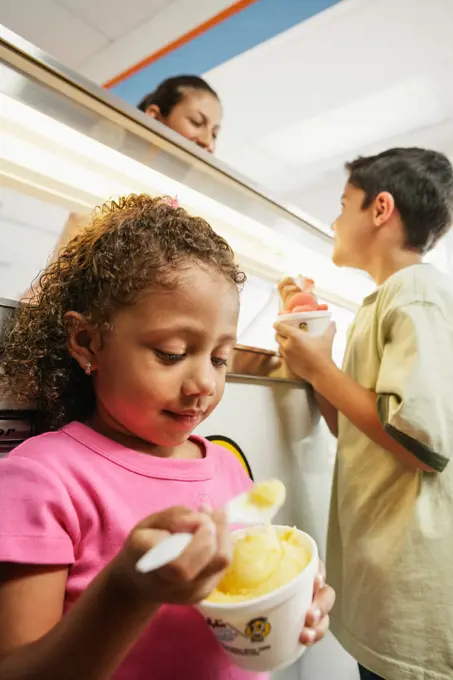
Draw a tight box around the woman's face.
[148,90,222,154]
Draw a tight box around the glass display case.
[0,24,367,367]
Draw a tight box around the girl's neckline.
[62,421,215,481]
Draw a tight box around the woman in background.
[33,75,222,272]
[137,74,221,155]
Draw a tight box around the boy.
[276,147,453,680]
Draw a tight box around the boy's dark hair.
[1,195,244,429]
[137,75,219,117]
[346,147,453,251]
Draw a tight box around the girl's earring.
[85,362,92,376]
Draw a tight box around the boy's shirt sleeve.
[375,301,451,472]
[0,455,80,564]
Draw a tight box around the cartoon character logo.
[245,617,272,643]
[298,322,308,332]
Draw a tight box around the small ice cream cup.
[198,526,319,673]
[277,310,331,337]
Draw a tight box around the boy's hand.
[113,506,232,606]
[274,320,336,383]
[300,560,335,645]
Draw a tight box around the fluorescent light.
[262,77,446,167]
[0,93,374,305]
[0,63,27,98]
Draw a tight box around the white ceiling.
[0,0,232,81]
[0,0,111,67]
[1,0,452,270]
[0,0,187,70]
[207,0,453,227]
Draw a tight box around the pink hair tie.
[159,196,179,209]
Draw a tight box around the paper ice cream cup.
[198,526,319,673]
[277,310,331,337]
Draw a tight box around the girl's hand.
[112,506,232,606]
[300,560,335,645]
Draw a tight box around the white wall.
[0,187,69,301]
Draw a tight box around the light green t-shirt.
[328,264,453,680]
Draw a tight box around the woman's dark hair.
[137,75,219,117]
[1,195,244,429]
[346,147,453,252]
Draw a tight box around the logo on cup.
[298,322,308,332]
[206,618,239,643]
[245,617,271,643]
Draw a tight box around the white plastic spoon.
[135,532,194,574]
[135,479,286,575]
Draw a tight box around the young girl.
[0,195,333,680]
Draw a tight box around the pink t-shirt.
[0,422,266,680]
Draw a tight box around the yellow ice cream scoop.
[136,479,286,574]
[207,526,310,603]
[248,479,286,508]
[226,479,286,525]
[218,527,283,593]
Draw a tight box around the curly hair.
[1,194,245,429]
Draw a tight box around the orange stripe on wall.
[103,0,259,89]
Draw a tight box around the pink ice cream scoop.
[279,277,328,314]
